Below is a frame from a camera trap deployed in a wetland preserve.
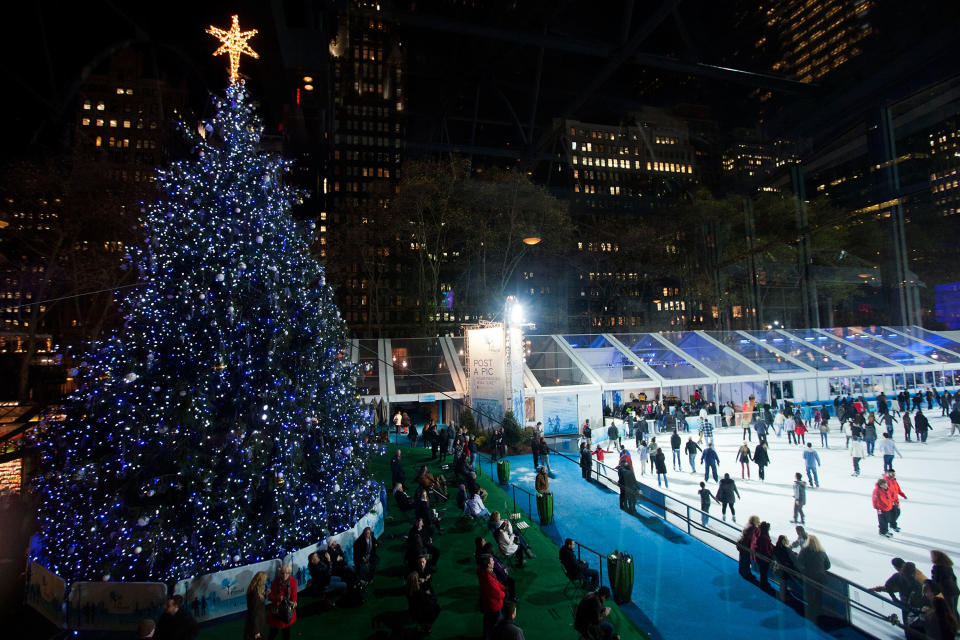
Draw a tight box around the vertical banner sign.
[508,326,525,421]
[468,327,506,428]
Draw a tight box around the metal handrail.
[546,442,906,637]
[575,541,606,590]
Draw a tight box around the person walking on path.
[884,470,907,532]
[915,409,931,443]
[685,437,702,473]
[654,447,669,488]
[753,442,770,482]
[579,443,592,480]
[873,477,895,537]
[792,472,807,525]
[670,430,683,471]
[850,437,867,476]
[539,437,552,474]
[735,442,753,479]
[877,433,903,472]
[716,473,740,522]
[802,442,821,488]
[701,443,720,483]
[698,481,719,526]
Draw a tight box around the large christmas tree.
[32,31,377,583]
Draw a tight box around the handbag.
[271,578,295,623]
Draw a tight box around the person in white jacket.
[849,437,867,476]
[875,433,902,473]
[774,410,786,437]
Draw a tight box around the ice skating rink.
[634,415,960,590]
[499,415,959,640]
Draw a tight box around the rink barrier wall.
[25,497,385,632]
[542,444,910,640]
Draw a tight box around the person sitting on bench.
[394,483,414,512]
[560,538,599,589]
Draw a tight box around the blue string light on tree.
[30,16,377,585]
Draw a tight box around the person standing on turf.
[850,436,866,476]
[735,442,752,479]
[884,470,907,532]
[873,477,895,537]
[792,472,807,525]
[753,442,770,482]
[685,436,701,473]
[698,481,718,526]
[802,442,821,488]
[701,442,720,483]
[877,433,902,473]
[716,473,740,522]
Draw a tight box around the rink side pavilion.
[350,325,960,428]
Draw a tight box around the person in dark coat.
[752,521,774,589]
[574,586,618,640]
[670,430,682,470]
[701,444,720,483]
[353,526,379,581]
[737,516,760,583]
[773,535,798,602]
[560,538,599,589]
[531,432,540,469]
[697,481,718,526]
[391,449,406,486]
[438,426,450,464]
[715,473,740,522]
[617,461,638,513]
[653,448,668,488]
[753,443,770,482]
[798,535,831,623]
[685,437,702,473]
[155,595,198,640]
[914,409,931,443]
[930,550,959,620]
[579,443,593,480]
[244,572,267,640]
[492,601,526,640]
[406,570,440,633]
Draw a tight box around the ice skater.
[792,472,807,525]
[753,442,770,482]
[654,447,669,488]
[701,442,720,483]
[698,481,718,526]
[873,477,894,537]
[876,433,902,472]
[850,436,866,476]
[735,442,752,479]
[883,470,907,532]
[637,440,649,476]
[716,473,740,522]
[685,436,701,473]
[818,415,830,448]
[802,442,821,488]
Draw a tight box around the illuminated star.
[207,15,259,83]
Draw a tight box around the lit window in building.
[109,120,117,128]
[96,119,104,127]
[571,141,577,150]
[95,136,102,147]
[81,118,90,126]
[96,102,105,111]
[123,120,131,128]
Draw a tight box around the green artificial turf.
[200,445,646,639]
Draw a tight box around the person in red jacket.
[883,470,908,532]
[872,478,895,538]
[478,554,506,639]
[751,521,774,589]
[266,563,298,639]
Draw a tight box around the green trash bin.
[536,492,554,525]
[496,459,510,484]
[607,550,634,604]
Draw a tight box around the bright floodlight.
[510,302,524,324]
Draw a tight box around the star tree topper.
[207,15,259,82]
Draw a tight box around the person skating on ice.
[877,433,903,473]
[791,472,807,525]
[735,441,753,479]
[883,470,907,532]
[873,477,895,538]
[802,442,821,488]
[700,442,720,483]
[849,436,866,476]
[697,481,719,526]
[715,472,740,522]
[753,442,770,482]
[685,436,702,474]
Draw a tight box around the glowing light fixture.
[522,236,541,245]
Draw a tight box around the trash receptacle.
[496,459,510,484]
[607,550,634,604]
[536,491,554,525]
